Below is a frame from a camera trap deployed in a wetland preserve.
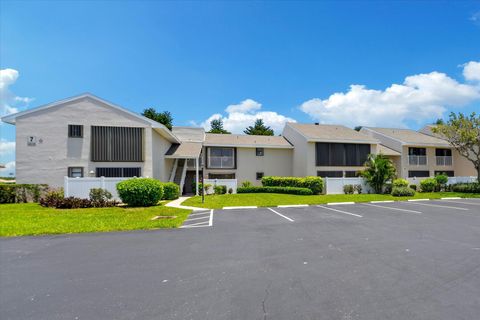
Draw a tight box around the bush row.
[40,188,118,209]
[261,176,323,194]
[391,186,416,197]
[0,184,49,203]
[450,183,480,193]
[237,186,313,195]
[117,178,181,206]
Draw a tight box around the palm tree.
[360,154,396,194]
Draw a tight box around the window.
[68,167,84,178]
[408,147,426,156]
[208,173,236,179]
[256,172,264,180]
[408,170,430,178]
[317,171,343,178]
[344,171,359,178]
[435,149,452,156]
[207,147,236,169]
[256,148,264,156]
[434,170,454,177]
[96,167,141,177]
[68,125,83,138]
[315,143,371,166]
[91,126,143,162]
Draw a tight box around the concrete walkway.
[165,196,207,211]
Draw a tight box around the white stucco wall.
[14,96,169,187]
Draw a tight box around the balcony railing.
[408,155,427,166]
[436,156,452,166]
[208,156,235,169]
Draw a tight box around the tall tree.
[142,108,173,130]
[244,119,274,136]
[432,112,480,180]
[208,118,230,134]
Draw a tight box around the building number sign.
[27,136,37,146]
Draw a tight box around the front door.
[183,171,197,195]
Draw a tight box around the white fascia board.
[202,143,294,149]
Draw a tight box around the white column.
[195,157,199,196]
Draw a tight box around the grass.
[0,203,191,237]
[182,192,480,209]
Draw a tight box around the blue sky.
[1,1,480,175]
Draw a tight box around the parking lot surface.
[1,199,480,320]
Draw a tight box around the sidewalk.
[165,196,207,211]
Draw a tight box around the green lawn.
[0,203,191,237]
[182,192,480,209]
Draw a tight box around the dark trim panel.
[205,147,237,170]
[91,126,143,162]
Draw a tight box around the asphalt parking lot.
[1,199,480,320]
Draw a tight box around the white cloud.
[0,68,33,116]
[300,62,480,128]
[0,139,15,155]
[463,61,480,82]
[196,99,296,134]
[0,161,15,177]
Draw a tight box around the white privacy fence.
[407,176,477,186]
[324,177,374,194]
[203,179,237,194]
[64,177,129,200]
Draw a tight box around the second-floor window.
[316,143,370,166]
[408,147,427,165]
[91,126,143,162]
[435,148,452,166]
[207,147,235,169]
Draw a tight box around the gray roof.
[172,127,205,142]
[287,123,378,143]
[204,133,293,148]
[364,127,450,147]
[165,142,203,158]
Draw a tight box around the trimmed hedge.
[261,176,323,194]
[392,179,409,188]
[161,182,180,200]
[420,178,437,192]
[450,183,480,193]
[0,184,49,203]
[117,178,164,207]
[214,185,227,195]
[391,186,416,197]
[237,186,313,195]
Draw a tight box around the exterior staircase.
[169,159,188,195]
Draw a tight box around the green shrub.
[237,186,313,195]
[116,178,163,207]
[420,178,437,192]
[0,184,49,203]
[241,180,253,188]
[383,183,392,194]
[89,188,112,202]
[434,173,449,191]
[391,186,416,197]
[228,188,233,194]
[261,176,323,194]
[343,184,354,194]
[450,183,480,193]
[161,182,180,200]
[214,185,227,195]
[409,184,417,191]
[354,184,362,194]
[392,178,409,188]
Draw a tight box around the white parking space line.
[363,203,422,214]
[267,208,294,222]
[182,216,210,222]
[316,205,362,218]
[408,199,430,202]
[441,197,462,200]
[181,209,214,228]
[223,206,258,210]
[327,202,355,206]
[209,209,213,226]
[188,211,211,217]
[404,202,470,211]
[277,204,309,208]
[371,200,395,203]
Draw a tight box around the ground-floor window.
[317,171,343,178]
[408,170,430,178]
[208,173,236,179]
[68,167,84,178]
[434,170,454,177]
[344,171,360,177]
[96,167,141,178]
[256,172,264,180]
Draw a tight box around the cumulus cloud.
[0,139,15,155]
[0,161,15,177]
[0,68,33,116]
[463,61,480,81]
[300,62,480,128]
[196,99,296,134]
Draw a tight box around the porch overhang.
[165,142,202,159]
